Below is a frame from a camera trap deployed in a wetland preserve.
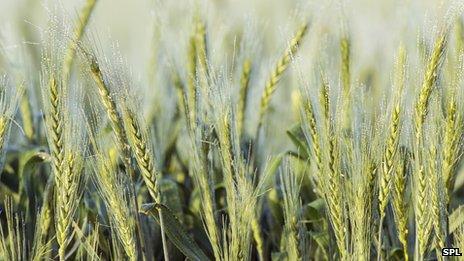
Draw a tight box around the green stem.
[159,208,170,261]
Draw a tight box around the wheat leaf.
[140,203,210,261]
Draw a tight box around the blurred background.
[0,0,462,158]
[0,0,458,73]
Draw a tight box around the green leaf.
[285,150,308,161]
[18,150,50,175]
[71,221,101,261]
[286,124,310,159]
[303,198,325,221]
[388,247,404,261]
[271,252,287,261]
[450,205,464,234]
[189,182,225,216]
[267,187,283,225]
[141,203,210,261]
[308,231,329,259]
[263,154,286,224]
[18,149,50,215]
[159,178,184,223]
[261,153,285,189]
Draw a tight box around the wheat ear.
[392,148,409,261]
[42,73,65,260]
[195,18,209,89]
[44,76,85,260]
[442,90,461,200]
[379,43,406,216]
[121,105,170,261]
[0,78,22,170]
[32,172,54,261]
[428,144,445,258]
[281,165,307,260]
[88,58,133,177]
[324,132,346,259]
[186,35,198,130]
[340,36,350,96]
[19,88,34,141]
[190,127,222,260]
[302,97,323,195]
[45,75,65,177]
[339,34,352,131]
[85,54,150,258]
[413,31,448,259]
[93,151,137,261]
[414,32,447,137]
[377,44,406,259]
[319,75,330,126]
[55,152,84,261]
[237,59,251,138]
[256,23,308,134]
[319,71,346,256]
[62,0,97,83]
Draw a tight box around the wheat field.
[1,0,464,260]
